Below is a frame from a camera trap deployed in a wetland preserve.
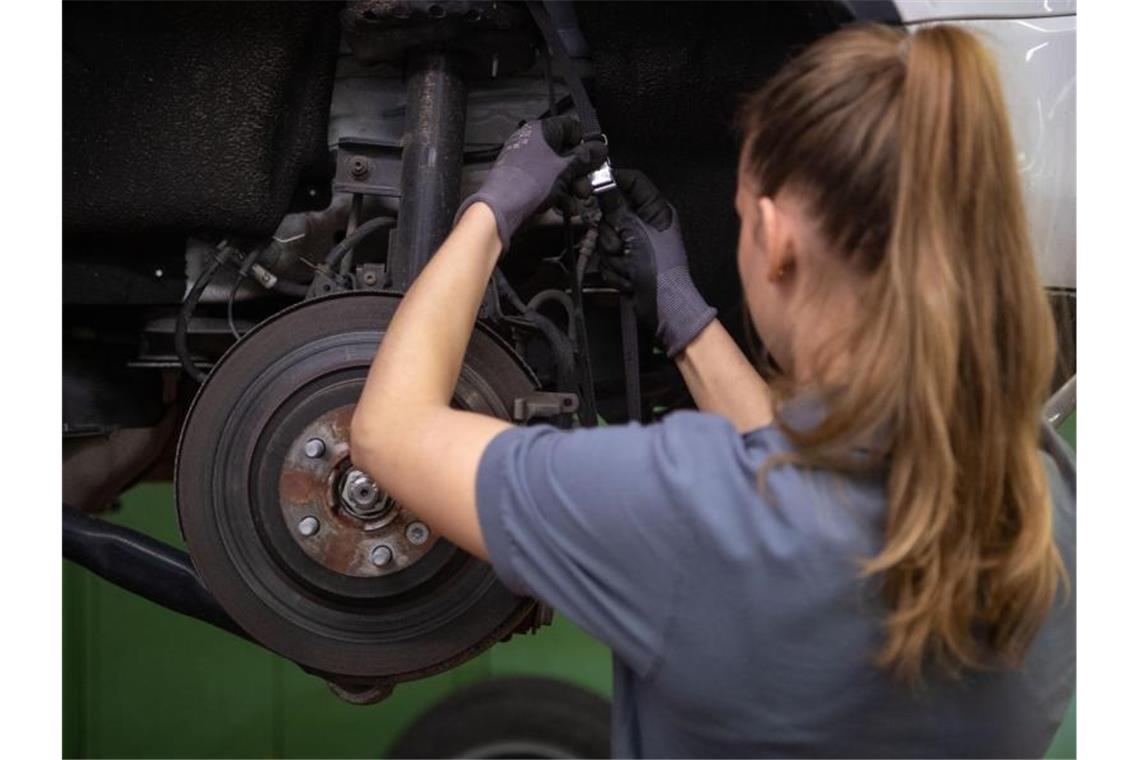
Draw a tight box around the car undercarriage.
[63,0,1073,704]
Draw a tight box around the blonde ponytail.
[738,23,1064,681]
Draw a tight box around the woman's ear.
[757,196,795,283]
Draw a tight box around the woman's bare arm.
[674,319,774,432]
[350,203,509,560]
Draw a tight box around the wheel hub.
[175,292,539,682]
[279,404,437,578]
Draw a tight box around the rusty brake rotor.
[175,291,538,682]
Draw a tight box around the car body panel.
[904,10,1076,289]
[895,0,1076,22]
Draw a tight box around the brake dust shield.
[176,292,537,683]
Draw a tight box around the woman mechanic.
[351,23,1076,758]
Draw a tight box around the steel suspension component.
[175,292,539,686]
[390,50,468,290]
[172,1,555,699]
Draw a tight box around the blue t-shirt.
[475,405,1076,758]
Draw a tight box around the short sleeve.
[475,411,741,676]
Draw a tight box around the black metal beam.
[390,50,469,290]
[62,505,248,641]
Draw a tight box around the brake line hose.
[175,250,226,384]
[324,215,396,272]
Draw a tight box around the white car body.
[894,0,1077,290]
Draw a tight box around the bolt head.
[405,521,430,546]
[349,156,371,179]
[304,438,326,458]
[370,545,393,567]
[298,516,320,537]
[341,469,380,510]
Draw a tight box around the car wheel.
[388,677,612,759]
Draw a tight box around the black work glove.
[455,116,608,251]
[599,170,717,358]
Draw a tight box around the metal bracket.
[533,602,555,630]
[353,263,389,290]
[511,391,579,423]
[307,268,350,299]
[333,140,403,198]
[501,601,556,643]
[325,679,396,706]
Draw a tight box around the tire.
[388,677,612,759]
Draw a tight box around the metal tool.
[588,157,617,195]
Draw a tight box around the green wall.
[63,414,1076,758]
[62,485,612,758]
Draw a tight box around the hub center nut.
[339,468,385,518]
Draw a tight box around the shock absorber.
[390,50,469,290]
[340,0,536,290]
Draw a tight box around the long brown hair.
[737,23,1064,682]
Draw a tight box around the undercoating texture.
[63,2,342,238]
[575,0,850,343]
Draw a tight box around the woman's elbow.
[349,406,385,475]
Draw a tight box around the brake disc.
[176,291,537,681]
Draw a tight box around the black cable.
[494,267,530,314]
[341,194,365,275]
[540,40,557,115]
[527,1,601,139]
[226,248,261,341]
[505,313,576,395]
[506,311,577,399]
[325,215,396,271]
[175,249,227,384]
[571,201,602,426]
[494,270,577,398]
[526,289,577,344]
[226,279,241,341]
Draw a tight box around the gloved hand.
[599,170,717,358]
[455,115,607,251]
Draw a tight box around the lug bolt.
[370,545,393,567]
[298,516,320,537]
[304,438,326,458]
[405,521,430,546]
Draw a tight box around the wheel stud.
[371,545,393,567]
[298,516,320,537]
[405,521,429,546]
[304,438,326,458]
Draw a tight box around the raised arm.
[675,319,773,431]
[350,117,605,560]
[601,170,773,432]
